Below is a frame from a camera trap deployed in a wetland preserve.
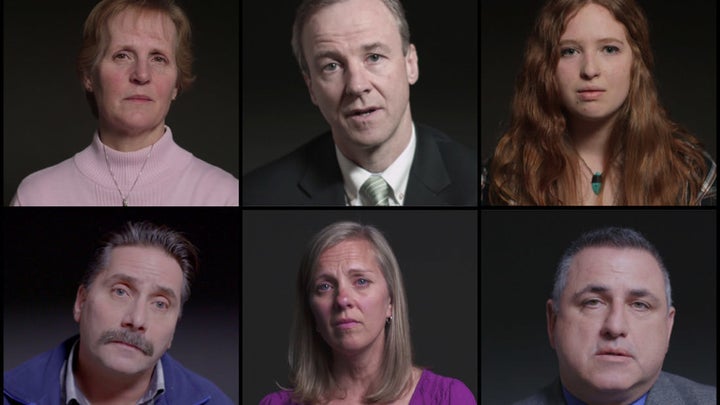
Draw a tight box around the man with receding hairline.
[243,0,476,206]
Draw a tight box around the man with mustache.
[3,221,232,404]
[243,0,477,206]
[514,227,715,405]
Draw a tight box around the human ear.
[73,285,88,323]
[304,73,318,106]
[546,299,557,349]
[83,74,93,93]
[405,44,419,85]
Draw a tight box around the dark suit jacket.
[242,124,477,206]
[513,371,716,405]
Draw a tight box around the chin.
[588,371,639,392]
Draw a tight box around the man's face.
[547,247,675,404]
[301,0,419,157]
[73,245,184,377]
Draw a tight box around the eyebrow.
[105,273,178,302]
[313,42,391,61]
[559,37,625,46]
[573,284,661,303]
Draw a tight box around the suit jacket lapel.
[297,132,346,205]
[405,126,452,205]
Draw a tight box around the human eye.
[322,62,340,73]
[316,282,333,293]
[367,53,383,63]
[113,51,131,61]
[603,45,620,54]
[112,286,129,297]
[560,47,579,57]
[153,299,170,310]
[151,54,169,64]
[356,278,370,287]
[582,298,603,308]
[631,301,650,311]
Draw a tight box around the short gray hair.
[290,0,411,77]
[551,227,672,313]
[82,221,198,306]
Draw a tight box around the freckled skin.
[556,4,632,124]
[84,9,179,149]
[547,247,675,404]
[302,0,419,171]
[310,239,392,356]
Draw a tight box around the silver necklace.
[577,154,603,196]
[102,143,154,206]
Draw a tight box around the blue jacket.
[3,336,234,405]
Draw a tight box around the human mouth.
[345,107,382,122]
[111,341,143,352]
[577,87,605,101]
[334,318,360,330]
[595,348,633,361]
[125,95,153,102]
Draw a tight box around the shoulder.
[12,156,79,205]
[413,369,476,404]
[259,390,297,405]
[698,150,717,205]
[182,154,239,205]
[159,353,234,404]
[242,132,340,205]
[511,379,563,405]
[415,124,477,170]
[647,371,716,404]
[243,132,335,183]
[3,337,75,403]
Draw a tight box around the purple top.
[259,369,476,404]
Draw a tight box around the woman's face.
[84,9,178,137]
[555,3,633,124]
[310,239,392,357]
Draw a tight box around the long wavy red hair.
[488,0,707,205]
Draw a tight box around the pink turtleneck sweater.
[11,127,238,206]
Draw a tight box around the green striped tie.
[360,175,390,206]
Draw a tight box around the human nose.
[334,283,354,310]
[130,59,151,85]
[121,299,147,331]
[600,303,628,339]
[344,61,371,96]
[580,53,600,80]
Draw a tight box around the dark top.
[481,152,717,206]
[243,124,477,206]
[512,371,716,405]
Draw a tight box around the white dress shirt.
[335,124,417,206]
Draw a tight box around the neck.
[74,342,154,404]
[99,123,166,152]
[336,110,413,173]
[568,115,616,172]
[330,335,386,399]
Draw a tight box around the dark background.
[3,1,239,205]
[242,210,478,404]
[242,1,478,175]
[481,0,717,162]
[481,209,716,404]
[3,208,239,404]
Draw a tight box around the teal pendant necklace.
[578,156,603,195]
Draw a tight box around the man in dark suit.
[243,0,476,206]
[514,227,716,405]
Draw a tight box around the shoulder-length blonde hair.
[488,0,708,205]
[288,221,414,404]
[77,0,196,118]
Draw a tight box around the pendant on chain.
[591,172,602,195]
[122,198,128,207]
